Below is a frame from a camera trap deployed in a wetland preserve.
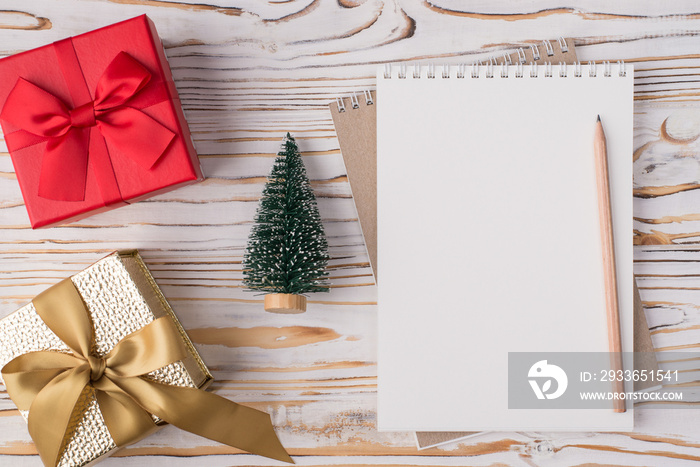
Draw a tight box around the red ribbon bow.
[0,51,174,201]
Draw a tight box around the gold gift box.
[0,251,212,467]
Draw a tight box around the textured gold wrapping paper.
[0,251,212,467]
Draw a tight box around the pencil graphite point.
[597,114,601,122]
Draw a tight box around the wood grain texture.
[1,1,700,466]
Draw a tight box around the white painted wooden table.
[1,1,700,466]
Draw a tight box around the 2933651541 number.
[600,369,678,383]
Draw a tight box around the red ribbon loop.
[0,51,175,202]
[70,102,97,128]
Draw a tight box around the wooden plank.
[1,1,700,465]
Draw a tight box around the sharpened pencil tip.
[597,114,601,122]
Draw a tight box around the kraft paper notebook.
[331,40,656,445]
[376,61,634,431]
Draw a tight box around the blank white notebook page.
[377,63,634,431]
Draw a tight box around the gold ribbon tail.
[111,376,293,463]
[2,353,90,467]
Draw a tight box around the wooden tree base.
[264,293,307,313]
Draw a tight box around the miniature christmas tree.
[243,133,330,313]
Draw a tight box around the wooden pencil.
[594,115,626,413]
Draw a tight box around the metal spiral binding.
[557,37,569,53]
[358,41,630,112]
[515,62,524,78]
[471,62,479,78]
[457,64,466,79]
[485,61,494,78]
[543,39,554,56]
[588,61,596,77]
[379,60,627,82]
[382,37,573,80]
[618,60,626,77]
[335,90,373,112]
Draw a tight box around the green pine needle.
[243,133,330,295]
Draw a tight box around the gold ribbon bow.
[1,279,293,466]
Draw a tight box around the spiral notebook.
[376,61,634,431]
[332,41,656,446]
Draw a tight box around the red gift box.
[0,15,202,228]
